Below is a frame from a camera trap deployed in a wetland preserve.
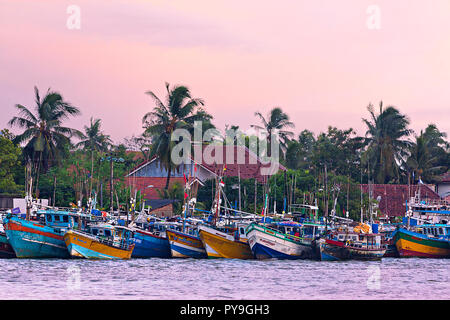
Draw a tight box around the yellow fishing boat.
[198,224,254,259]
[64,224,135,260]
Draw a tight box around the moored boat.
[0,231,15,258]
[318,228,386,261]
[2,210,80,258]
[166,226,207,259]
[393,225,450,258]
[198,224,253,259]
[246,222,316,260]
[64,223,135,259]
[130,221,182,258]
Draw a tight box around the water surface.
[0,258,448,299]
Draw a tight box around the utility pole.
[254,179,257,214]
[100,155,125,215]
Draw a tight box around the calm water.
[0,258,448,300]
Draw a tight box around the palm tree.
[406,127,447,183]
[76,117,112,195]
[8,86,82,196]
[362,101,412,184]
[253,107,294,157]
[142,82,213,190]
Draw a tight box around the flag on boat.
[219,180,225,188]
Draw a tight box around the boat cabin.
[39,210,78,229]
[85,223,134,250]
[333,232,384,249]
[415,224,450,239]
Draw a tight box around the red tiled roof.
[126,145,285,184]
[360,184,440,217]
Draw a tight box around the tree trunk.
[53,174,57,207]
[165,161,172,190]
[35,151,42,198]
[90,151,94,197]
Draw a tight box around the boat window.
[438,228,443,235]
[54,215,60,222]
[46,214,52,222]
[104,230,111,237]
[240,228,245,235]
[92,229,98,236]
[63,215,69,223]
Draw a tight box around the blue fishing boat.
[130,221,182,258]
[3,209,88,258]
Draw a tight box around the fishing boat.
[393,225,450,258]
[131,221,182,258]
[246,222,316,260]
[197,175,255,259]
[3,209,82,258]
[379,224,400,257]
[64,223,135,259]
[0,231,15,258]
[318,225,386,261]
[198,224,253,259]
[166,224,207,259]
[393,194,450,258]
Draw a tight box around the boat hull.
[166,229,207,259]
[0,231,16,258]
[3,216,69,258]
[64,230,134,260]
[394,228,450,258]
[198,227,253,259]
[246,224,314,260]
[131,229,171,258]
[319,239,386,261]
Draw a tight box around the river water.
[0,258,448,300]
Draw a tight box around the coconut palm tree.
[76,117,112,194]
[406,127,448,183]
[252,107,295,157]
[8,86,82,196]
[362,101,413,184]
[142,82,213,190]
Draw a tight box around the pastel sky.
[1,0,449,144]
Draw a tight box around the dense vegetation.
[1,85,448,221]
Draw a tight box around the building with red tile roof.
[125,145,285,200]
[360,184,441,217]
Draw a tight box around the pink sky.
[1,0,449,144]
